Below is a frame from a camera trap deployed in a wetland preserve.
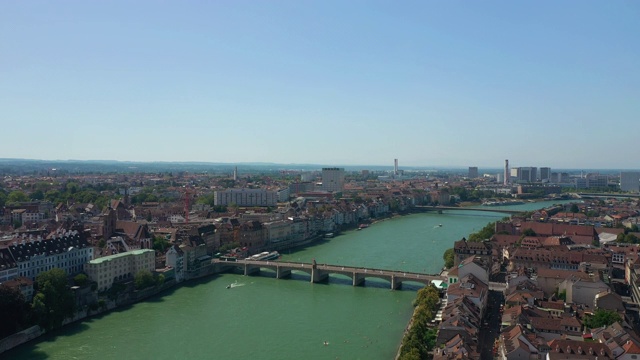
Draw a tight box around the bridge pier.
[276,267,291,279]
[391,276,401,290]
[244,264,260,276]
[311,268,328,283]
[353,273,365,286]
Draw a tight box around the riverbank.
[5,200,577,359]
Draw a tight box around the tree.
[153,236,170,253]
[32,268,75,330]
[443,248,455,269]
[31,189,45,201]
[570,203,580,213]
[584,309,621,329]
[7,190,28,205]
[522,228,537,236]
[468,222,496,242]
[73,273,89,287]
[0,285,31,338]
[134,270,156,290]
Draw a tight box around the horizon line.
[0,158,638,172]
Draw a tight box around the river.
[3,200,573,360]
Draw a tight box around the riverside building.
[84,249,155,292]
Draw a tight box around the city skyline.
[1,1,638,168]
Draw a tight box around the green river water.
[3,200,573,360]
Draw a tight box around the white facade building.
[213,189,277,207]
[165,245,184,283]
[9,231,94,280]
[321,168,345,192]
[85,249,155,292]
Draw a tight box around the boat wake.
[227,280,246,289]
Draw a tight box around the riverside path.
[214,259,445,290]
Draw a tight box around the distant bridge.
[213,259,445,290]
[414,205,525,215]
[577,192,640,199]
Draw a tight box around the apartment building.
[9,230,94,280]
[84,249,155,292]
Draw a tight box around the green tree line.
[398,285,441,360]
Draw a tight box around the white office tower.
[322,167,345,192]
[394,159,399,175]
[620,172,640,192]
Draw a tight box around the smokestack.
[504,159,509,185]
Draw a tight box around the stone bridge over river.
[213,259,445,290]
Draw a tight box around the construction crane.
[182,185,195,224]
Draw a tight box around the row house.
[446,273,489,320]
[435,296,482,358]
[452,238,492,268]
[589,322,640,359]
[179,235,208,274]
[498,324,542,360]
[8,230,94,281]
[433,333,478,359]
[528,316,582,340]
[197,224,219,255]
[447,255,490,285]
[0,247,18,282]
[165,245,184,283]
[238,221,265,251]
[289,217,309,241]
[263,220,292,244]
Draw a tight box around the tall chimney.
[504,159,509,186]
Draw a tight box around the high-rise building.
[394,159,398,175]
[468,167,478,179]
[504,160,509,185]
[518,167,537,183]
[540,167,551,182]
[620,172,640,192]
[322,167,345,192]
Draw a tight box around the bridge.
[213,259,445,290]
[414,205,525,215]
[576,192,640,199]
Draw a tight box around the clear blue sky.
[1,1,638,169]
